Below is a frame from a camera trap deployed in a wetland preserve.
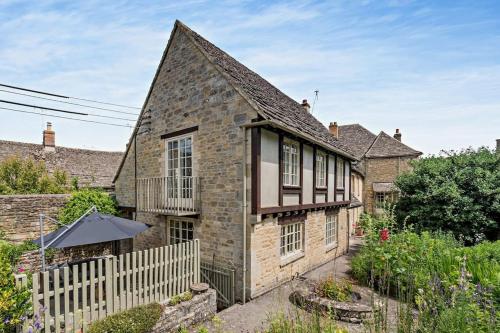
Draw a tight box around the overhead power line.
[0,89,139,116]
[0,83,141,110]
[0,106,133,128]
[0,100,137,121]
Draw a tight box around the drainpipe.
[242,128,248,304]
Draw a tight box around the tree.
[0,156,68,194]
[395,147,499,245]
[58,188,118,224]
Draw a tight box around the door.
[166,135,193,209]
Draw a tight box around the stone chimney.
[43,122,55,151]
[301,99,310,112]
[329,122,338,139]
[496,139,500,153]
[394,128,402,142]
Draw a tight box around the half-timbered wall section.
[252,127,352,215]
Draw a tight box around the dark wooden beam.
[251,127,261,215]
[312,146,317,204]
[278,133,284,207]
[258,201,350,215]
[160,125,198,139]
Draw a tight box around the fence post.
[105,257,113,317]
[195,239,200,283]
[14,274,29,333]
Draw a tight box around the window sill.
[280,251,304,267]
[325,242,338,253]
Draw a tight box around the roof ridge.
[0,139,123,154]
[363,131,382,157]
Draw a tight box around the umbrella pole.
[39,214,46,272]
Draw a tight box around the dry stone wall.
[0,194,70,243]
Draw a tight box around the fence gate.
[200,260,235,309]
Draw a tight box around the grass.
[87,303,163,333]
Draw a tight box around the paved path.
[194,238,390,333]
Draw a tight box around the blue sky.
[0,0,499,154]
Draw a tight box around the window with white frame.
[283,140,299,186]
[336,157,344,189]
[375,192,397,209]
[169,219,194,245]
[280,222,304,257]
[325,214,338,246]
[316,151,327,188]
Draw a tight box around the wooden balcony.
[136,177,200,216]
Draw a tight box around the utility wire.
[0,100,137,121]
[0,89,139,116]
[0,106,133,128]
[0,83,141,110]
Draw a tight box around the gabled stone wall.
[114,27,259,301]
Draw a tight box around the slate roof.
[0,140,123,189]
[176,21,355,158]
[337,124,421,159]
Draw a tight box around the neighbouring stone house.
[334,123,421,227]
[114,20,357,301]
[0,122,123,190]
[0,123,123,244]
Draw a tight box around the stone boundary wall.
[0,194,71,243]
[151,289,216,332]
[16,242,113,273]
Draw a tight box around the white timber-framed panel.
[260,129,280,208]
[302,144,314,204]
[327,155,335,202]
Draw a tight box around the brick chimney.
[394,128,402,142]
[301,99,310,112]
[329,122,338,139]
[43,122,55,151]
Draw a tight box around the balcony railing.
[136,176,200,215]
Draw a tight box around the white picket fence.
[16,240,200,333]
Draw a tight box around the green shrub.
[316,277,353,302]
[0,250,32,332]
[264,311,347,333]
[352,213,499,331]
[395,147,500,244]
[0,156,69,194]
[168,291,193,306]
[88,303,163,333]
[58,188,118,225]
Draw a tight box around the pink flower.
[18,267,25,273]
[380,228,389,242]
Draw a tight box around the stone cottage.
[114,20,357,301]
[0,122,123,190]
[333,123,421,227]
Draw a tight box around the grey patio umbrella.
[33,210,150,249]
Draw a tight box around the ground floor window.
[280,222,304,257]
[375,192,397,209]
[169,219,194,245]
[325,214,338,246]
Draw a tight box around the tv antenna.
[311,90,319,114]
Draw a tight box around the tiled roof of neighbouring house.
[337,124,421,159]
[176,21,356,158]
[0,140,123,188]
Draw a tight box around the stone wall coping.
[0,193,71,199]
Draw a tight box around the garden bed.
[289,278,373,324]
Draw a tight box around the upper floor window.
[283,139,299,186]
[336,157,344,189]
[316,151,327,188]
